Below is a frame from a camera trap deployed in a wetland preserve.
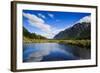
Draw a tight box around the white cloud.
[23,12,66,39]
[38,13,46,19]
[48,13,54,18]
[40,27,66,38]
[78,15,91,23]
[52,28,65,35]
[23,12,52,35]
[23,13,44,23]
[26,43,69,62]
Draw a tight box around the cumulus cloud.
[26,43,55,62]
[78,15,91,23]
[26,43,67,62]
[25,43,78,62]
[48,13,54,18]
[23,12,67,38]
[38,13,46,19]
[23,12,52,34]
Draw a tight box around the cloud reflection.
[25,43,67,62]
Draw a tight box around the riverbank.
[23,37,90,48]
[59,40,90,48]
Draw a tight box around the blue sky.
[23,10,91,39]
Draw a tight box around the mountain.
[23,27,47,39]
[54,16,91,40]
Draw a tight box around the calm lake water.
[23,43,90,62]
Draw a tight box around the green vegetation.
[23,38,90,48]
[23,26,91,48]
[59,40,90,48]
[23,27,47,39]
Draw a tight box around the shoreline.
[23,39,90,48]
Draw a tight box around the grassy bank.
[24,37,90,48]
[59,40,90,48]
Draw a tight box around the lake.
[23,43,90,62]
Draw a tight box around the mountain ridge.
[54,16,91,40]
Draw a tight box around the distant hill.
[54,16,91,40]
[23,27,47,39]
